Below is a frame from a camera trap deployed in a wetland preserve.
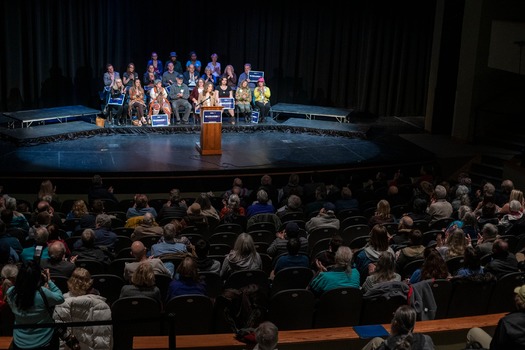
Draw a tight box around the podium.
[195,106,223,155]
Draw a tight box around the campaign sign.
[219,98,235,109]
[165,85,172,94]
[152,114,169,127]
[248,71,264,81]
[251,111,260,124]
[203,110,222,123]
[108,94,125,106]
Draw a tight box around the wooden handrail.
[132,313,506,349]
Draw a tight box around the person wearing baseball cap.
[168,74,192,124]
[164,51,183,74]
[305,201,340,233]
[467,284,525,349]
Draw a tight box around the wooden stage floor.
[0,105,431,193]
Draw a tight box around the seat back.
[400,259,424,280]
[429,217,455,231]
[209,243,232,256]
[340,216,368,231]
[139,235,162,250]
[360,294,407,325]
[487,271,525,313]
[341,224,370,246]
[213,223,243,235]
[314,287,363,328]
[91,274,126,306]
[447,279,495,318]
[248,230,275,244]
[268,289,315,330]
[271,267,314,296]
[336,208,361,221]
[199,272,224,299]
[164,295,214,335]
[429,279,452,319]
[108,258,135,278]
[224,269,270,294]
[445,256,464,276]
[75,259,106,275]
[111,296,162,349]
[209,232,238,247]
[307,227,338,252]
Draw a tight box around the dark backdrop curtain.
[1,0,436,117]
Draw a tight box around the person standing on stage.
[254,77,271,122]
[168,74,192,125]
[122,63,139,92]
[198,82,219,108]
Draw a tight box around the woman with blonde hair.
[499,189,525,215]
[53,267,113,349]
[436,228,468,260]
[37,179,59,204]
[221,233,262,279]
[65,199,96,233]
[120,262,162,305]
[369,199,395,227]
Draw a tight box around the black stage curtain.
[1,0,436,117]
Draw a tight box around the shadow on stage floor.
[0,112,432,193]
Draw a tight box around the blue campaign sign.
[219,98,235,109]
[152,114,169,127]
[251,111,260,124]
[248,71,264,81]
[203,110,222,123]
[108,94,125,106]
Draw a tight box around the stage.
[0,104,432,194]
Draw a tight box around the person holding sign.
[216,76,235,124]
[238,63,255,90]
[106,78,126,125]
[168,74,192,124]
[254,77,271,122]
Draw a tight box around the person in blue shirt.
[273,238,310,275]
[7,261,64,350]
[167,256,206,302]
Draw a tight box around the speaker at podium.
[195,106,223,155]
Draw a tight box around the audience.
[194,239,221,274]
[305,202,340,232]
[484,239,519,279]
[272,238,309,275]
[267,221,308,259]
[253,321,279,350]
[124,241,172,281]
[361,251,401,293]
[130,212,163,241]
[221,233,262,280]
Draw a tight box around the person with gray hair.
[427,185,453,225]
[254,321,279,350]
[21,226,50,263]
[276,194,303,218]
[130,212,163,241]
[91,214,118,251]
[220,233,262,279]
[451,184,471,213]
[71,228,113,265]
[40,241,76,278]
[308,246,360,296]
[247,189,276,218]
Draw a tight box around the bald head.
[131,241,147,260]
[399,215,413,229]
[142,212,154,226]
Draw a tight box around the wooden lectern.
[196,106,223,155]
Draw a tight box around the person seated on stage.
[189,78,206,122]
[162,62,178,88]
[185,51,202,74]
[216,76,235,124]
[164,51,183,75]
[236,79,253,122]
[197,82,219,108]
[122,62,139,92]
[146,51,163,76]
[254,77,271,122]
[128,78,147,126]
[101,63,119,103]
[168,74,192,125]
[238,63,256,90]
[201,66,217,87]
[105,78,126,126]
[222,64,237,91]
[103,63,120,88]
[206,53,222,79]
[143,64,159,92]
[183,63,199,89]
[148,79,172,124]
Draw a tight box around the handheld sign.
[248,71,264,81]
[108,94,125,106]
[219,98,235,109]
